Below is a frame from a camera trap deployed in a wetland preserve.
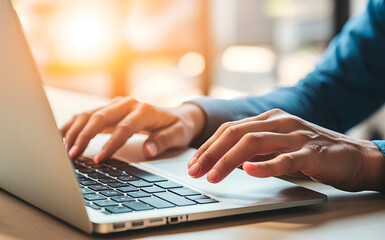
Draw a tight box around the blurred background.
[14,0,385,139]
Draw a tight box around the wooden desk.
[1,87,384,240]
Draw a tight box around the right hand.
[60,97,206,163]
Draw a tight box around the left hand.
[187,109,385,192]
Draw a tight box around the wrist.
[360,140,385,192]
[177,103,207,141]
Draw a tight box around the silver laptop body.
[0,0,326,234]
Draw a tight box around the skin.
[62,98,385,192]
[61,97,205,162]
[188,109,385,192]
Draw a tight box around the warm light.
[277,51,318,86]
[178,52,206,77]
[50,2,118,65]
[222,46,275,73]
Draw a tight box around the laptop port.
[168,215,186,224]
[132,221,144,227]
[113,223,125,230]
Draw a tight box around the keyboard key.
[94,199,119,207]
[86,203,101,210]
[105,206,133,214]
[123,201,154,211]
[104,159,127,167]
[186,195,209,200]
[186,195,219,204]
[127,191,151,198]
[155,180,183,189]
[107,182,130,188]
[154,192,196,206]
[98,178,118,184]
[77,168,95,173]
[88,185,112,191]
[84,194,106,201]
[81,188,94,195]
[99,190,124,197]
[119,166,167,182]
[170,188,201,196]
[194,198,219,204]
[111,196,136,203]
[101,168,123,176]
[129,180,152,188]
[117,186,138,193]
[87,172,106,179]
[139,196,175,209]
[141,186,166,193]
[79,180,98,186]
[117,175,139,182]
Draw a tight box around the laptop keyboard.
[73,159,219,215]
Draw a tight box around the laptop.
[0,0,326,234]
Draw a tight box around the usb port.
[132,221,144,227]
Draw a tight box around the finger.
[65,113,91,153]
[190,111,282,167]
[189,119,292,173]
[60,116,75,136]
[203,132,303,183]
[243,148,310,178]
[69,98,138,158]
[93,108,149,163]
[144,121,187,157]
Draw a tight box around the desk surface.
[1,87,384,240]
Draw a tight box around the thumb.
[143,122,188,157]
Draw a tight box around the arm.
[190,0,385,148]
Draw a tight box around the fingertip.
[144,142,158,158]
[207,169,219,183]
[243,162,270,178]
[94,150,106,163]
[68,145,79,159]
[188,162,201,178]
[188,156,197,169]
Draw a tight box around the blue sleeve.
[189,0,385,148]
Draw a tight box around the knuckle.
[242,132,262,144]
[201,151,215,164]
[121,97,137,107]
[219,122,233,132]
[268,108,284,115]
[280,153,295,171]
[90,111,107,122]
[289,130,311,142]
[76,112,90,120]
[156,132,168,145]
[218,155,233,170]
[223,126,239,138]
[116,122,133,133]
[137,102,154,112]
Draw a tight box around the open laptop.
[0,0,326,234]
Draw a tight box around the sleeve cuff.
[186,97,236,148]
[372,140,385,157]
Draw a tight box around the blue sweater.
[190,0,385,156]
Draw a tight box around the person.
[61,0,385,193]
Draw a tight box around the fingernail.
[94,150,106,163]
[188,156,197,169]
[68,145,79,158]
[188,163,201,178]
[145,142,158,157]
[207,169,219,183]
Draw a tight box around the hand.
[61,97,206,163]
[187,109,385,192]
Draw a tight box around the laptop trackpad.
[138,148,323,206]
